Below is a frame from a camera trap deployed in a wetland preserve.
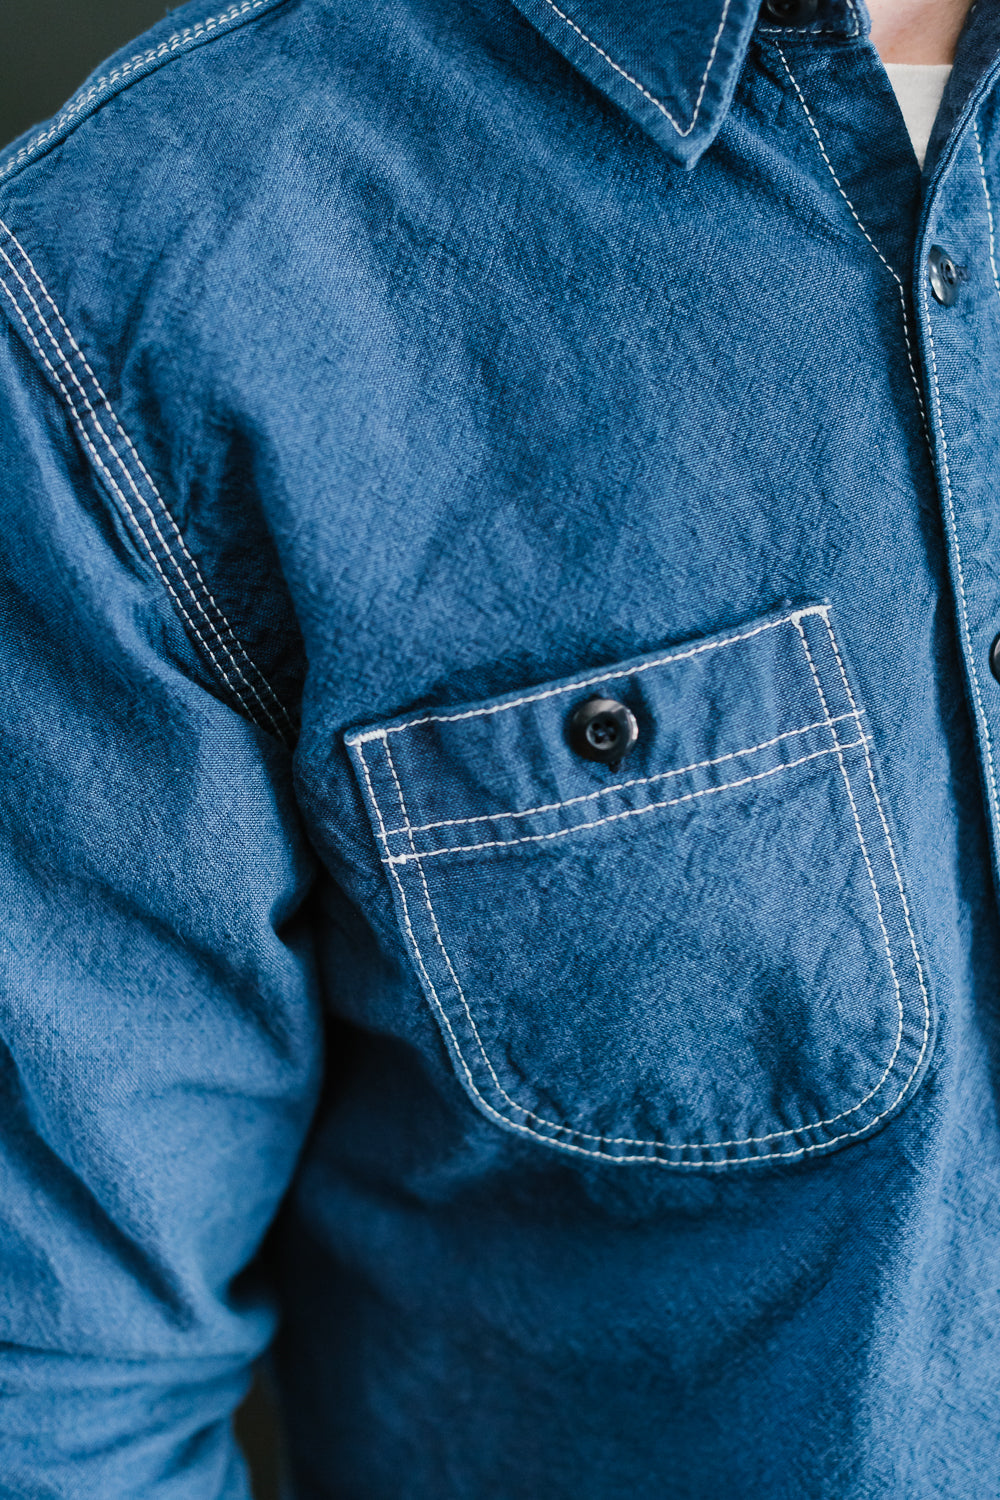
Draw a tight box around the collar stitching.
[538,0,734,137]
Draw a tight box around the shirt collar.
[503,0,857,167]
[923,0,1000,176]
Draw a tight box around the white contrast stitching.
[377,709,864,839]
[0,234,293,740]
[975,121,1000,299]
[0,2,281,186]
[774,44,928,427]
[385,736,870,864]
[370,703,917,1156]
[537,0,732,139]
[793,618,906,1100]
[364,753,707,1166]
[0,221,294,739]
[0,240,282,739]
[359,610,926,1161]
[758,0,861,41]
[347,608,829,743]
[0,274,261,726]
[358,739,542,1143]
[0,222,295,738]
[761,0,863,37]
[385,725,896,1153]
[818,611,931,1078]
[918,241,1000,839]
[382,734,527,1115]
[758,27,850,35]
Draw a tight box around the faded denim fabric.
[1,0,1000,1495]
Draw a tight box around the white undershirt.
[884,63,952,168]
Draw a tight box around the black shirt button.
[568,696,639,767]
[990,632,1000,685]
[760,0,820,24]
[928,244,960,306]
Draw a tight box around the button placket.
[917,121,1000,882]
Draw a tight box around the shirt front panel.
[257,6,997,1492]
[0,0,998,1495]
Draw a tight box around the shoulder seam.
[0,217,296,744]
[0,0,291,188]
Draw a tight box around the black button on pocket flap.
[346,604,933,1170]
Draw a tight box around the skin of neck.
[867,0,973,64]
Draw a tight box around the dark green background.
[0,1,176,147]
[0,5,284,1496]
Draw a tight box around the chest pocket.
[346,604,933,1169]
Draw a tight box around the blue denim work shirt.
[2,0,1000,1493]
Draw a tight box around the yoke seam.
[0,220,294,740]
[0,271,264,726]
[0,224,295,743]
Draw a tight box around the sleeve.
[0,297,322,1495]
